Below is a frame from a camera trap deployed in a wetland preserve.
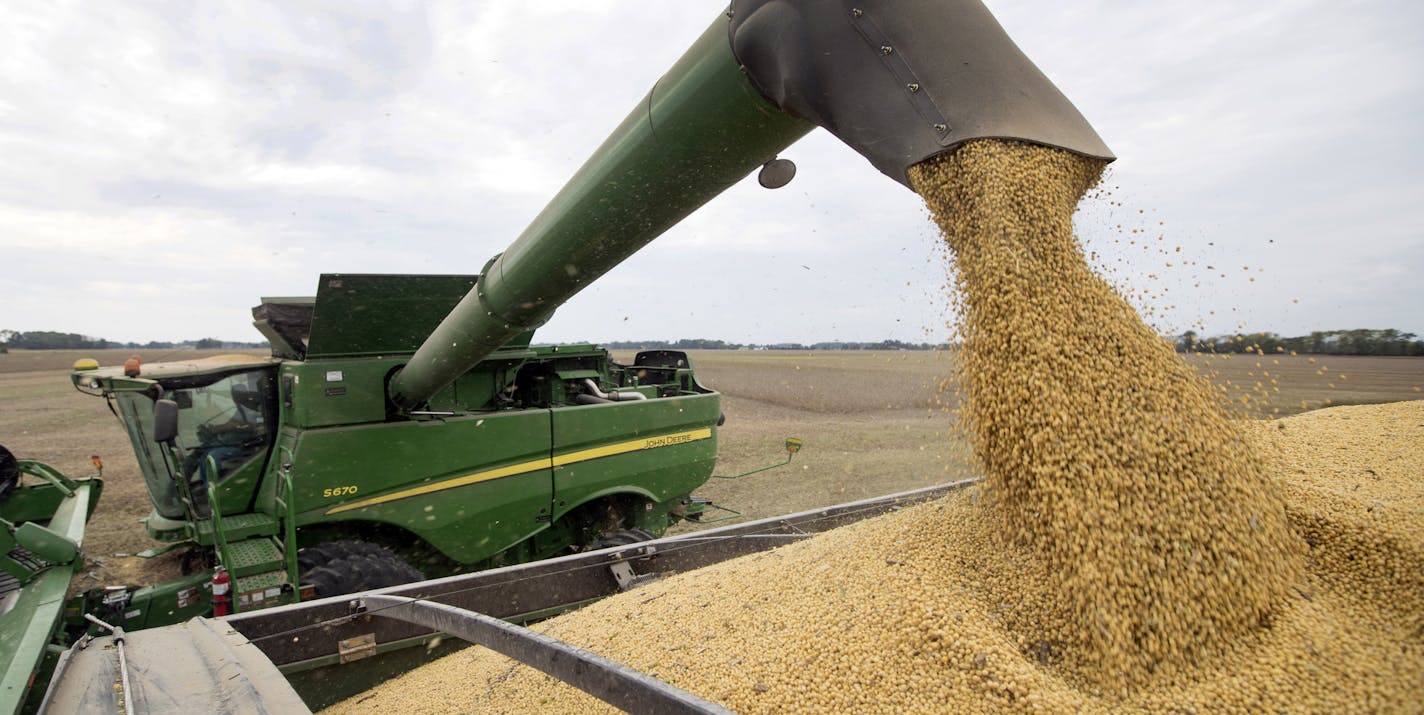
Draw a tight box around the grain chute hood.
[728,0,1114,187]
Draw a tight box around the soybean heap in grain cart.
[2,0,1119,711]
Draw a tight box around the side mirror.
[153,399,180,444]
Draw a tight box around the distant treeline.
[0,330,266,352]
[601,339,951,351]
[610,331,1424,355]
[1176,329,1424,356]
[7,329,1421,356]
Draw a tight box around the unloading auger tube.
[388,0,1113,410]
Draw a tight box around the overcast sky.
[3,1,1420,345]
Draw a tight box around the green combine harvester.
[2,1,1111,711]
[68,281,734,610]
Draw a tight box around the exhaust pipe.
[582,379,648,402]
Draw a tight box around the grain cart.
[10,0,1112,711]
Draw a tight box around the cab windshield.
[170,370,275,483]
[110,367,276,521]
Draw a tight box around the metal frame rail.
[359,595,732,715]
[226,480,977,672]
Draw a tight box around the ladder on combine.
[147,407,301,615]
[205,462,299,612]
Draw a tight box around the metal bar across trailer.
[359,595,733,715]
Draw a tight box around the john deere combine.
[4,1,1111,711]
[68,279,730,611]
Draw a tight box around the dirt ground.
[661,350,972,532]
[1,347,1420,587]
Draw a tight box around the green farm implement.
[0,449,100,712]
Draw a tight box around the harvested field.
[660,349,972,529]
[1184,351,1424,417]
[667,350,1424,532]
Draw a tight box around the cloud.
[1,2,1420,345]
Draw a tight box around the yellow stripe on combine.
[323,427,713,515]
[324,457,552,515]
[551,427,712,466]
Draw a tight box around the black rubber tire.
[585,528,657,552]
[297,540,391,572]
[0,445,19,506]
[298,540,417,573]
[297,541,423,598]
[180,548,214,576]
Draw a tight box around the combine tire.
[586,528,656,552]
[297,541,423,599]
[297,540,391,572]
[0,445,18,505]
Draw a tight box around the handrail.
[279,468,298,591]
[205,455,236,608]
[16,460,77,498]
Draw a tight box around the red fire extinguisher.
[211,567,231,617]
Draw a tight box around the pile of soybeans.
[328,141,1422,713]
